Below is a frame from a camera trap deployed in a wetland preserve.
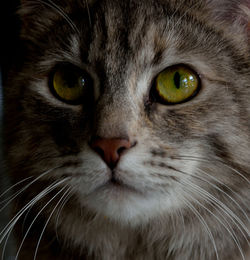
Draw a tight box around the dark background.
[0,1,21,258]
[1,0,21,80]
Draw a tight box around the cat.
[1,0,250,259]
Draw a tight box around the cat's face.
[5,0,250,233]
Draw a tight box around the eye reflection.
[50,64,93,104]
[154,65,200,104]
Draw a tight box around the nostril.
[131,141,137,148]
[117,146,127,155]
[90,137,136,169]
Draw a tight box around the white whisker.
[0,176,33,203]
[21,205,34,234]
[1,230,12,260]
[154,156,249,222]
[35,0,80,35]
[197,169,249,222]
[0,178,66,246]
[181,184,246,260]
[180,177,250,240]
[33,186,71,260]
[14,183,70,260]
[173,164,250,225]
[84,0,92,27]
[55,189,73,241]
[0,167,57,214]
[173,155,250,184]
[180,195,220,260]
[1,180,67,260]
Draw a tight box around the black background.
[0,2,22,257]
[1,0,21,80]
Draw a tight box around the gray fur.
[2,0,250,259]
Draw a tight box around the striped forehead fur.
[3,0,250,259]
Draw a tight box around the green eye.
[51,65,90,104]
[155,65,200,104]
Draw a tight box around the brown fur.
[2,0,250,259]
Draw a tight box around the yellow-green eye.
[155,65,200,104]
[51,65,90,104]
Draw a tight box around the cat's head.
[5,0,250,229]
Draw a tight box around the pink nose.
[90,138,132,169]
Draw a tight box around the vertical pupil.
[174,72,180,89]
[66,73,75,88]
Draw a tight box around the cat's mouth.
[98,172,144,195]
[110,176,136,191]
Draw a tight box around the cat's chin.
[79,181,180,226]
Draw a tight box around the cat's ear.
[208,0,250,39]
